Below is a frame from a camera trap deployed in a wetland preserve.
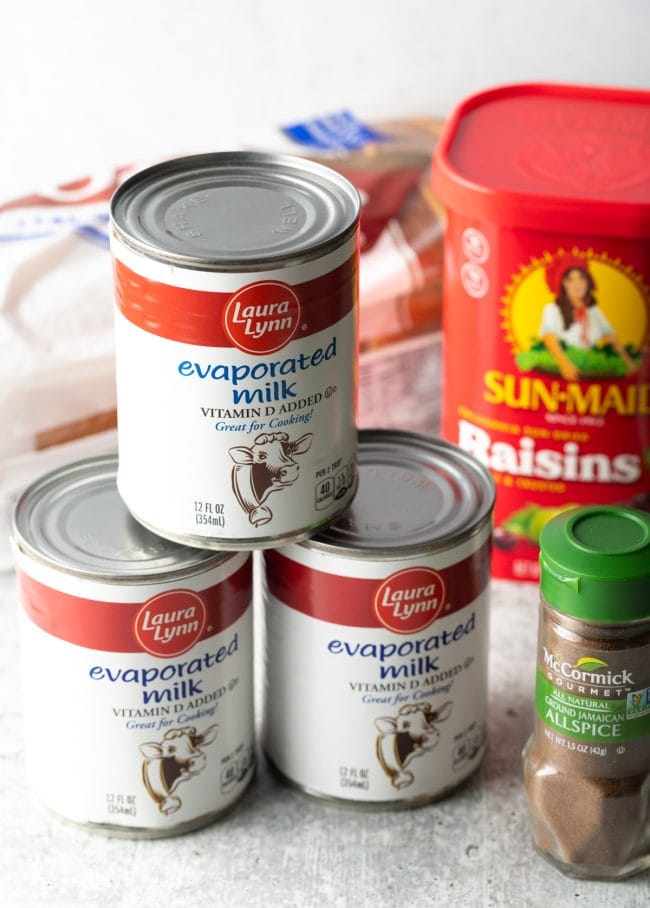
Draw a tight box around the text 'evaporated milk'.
[110,152,360,550]
[13,456,254,836]
[263,429,495,806]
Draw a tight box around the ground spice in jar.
[523,505,650,880]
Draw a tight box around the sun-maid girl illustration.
[538,256,638,380]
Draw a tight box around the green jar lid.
[539,505,650,623]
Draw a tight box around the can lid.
[432,83,650,237]
[302,429,495,557]
[110,152,360,269]
[540,506,650,622]
[13,455,224,581]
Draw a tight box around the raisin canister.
[523,505,650,879]
[432,84,650,581]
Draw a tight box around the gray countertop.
[1,572,648,908]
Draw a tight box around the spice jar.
[523,505,650,880]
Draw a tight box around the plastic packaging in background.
[290,115,445,436]
[0,429,117,573]
[359,331,442,437]
[0,170,133,571]
[0,113,445,568]
[0,172,124,458]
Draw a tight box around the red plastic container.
[432,83,650,581]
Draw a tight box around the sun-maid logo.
[134,590,207,657]
[373,568,445,635]
[223,281,302,355]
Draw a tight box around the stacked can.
[13,151,495,830]
[13,456,254,837]
[263,429,494,805]
[110,152,361,550]
[13,153,361,835]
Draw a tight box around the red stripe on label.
[17,559,252,654]
[113,254,358,347]
[263,544,491,628]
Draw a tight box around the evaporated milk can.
[263,429,495,806]
[13,456,254,836]
[110,152,360,550]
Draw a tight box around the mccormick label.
[15,548,254,831]
[444,235,649,580]
[111,237,358,546]
[263,528,491,803]
[535,636,650,760]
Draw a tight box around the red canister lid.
[432,83,650,237]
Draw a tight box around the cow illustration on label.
[229,432,314,526]
[140,724,218,815]
[375,702,453,789]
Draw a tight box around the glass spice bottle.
[523,505,650,880]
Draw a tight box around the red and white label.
[15,556,251,652]
[264,541,489,627]
[223,281,302,354]
[133,590,207,657]
[111,233,358,546]
[262,529,491,803]
[373,567,445,634]
[111,246,357,347]
[15,549,255,831]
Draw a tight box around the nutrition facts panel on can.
[315,458,356,510]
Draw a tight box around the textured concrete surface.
[1,573,648,907]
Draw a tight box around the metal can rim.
[12,454,233,584]
[295,429,496,559]
[110,151,361,272]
